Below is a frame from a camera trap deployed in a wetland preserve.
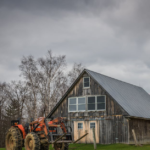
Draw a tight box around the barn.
[47,69,150,144]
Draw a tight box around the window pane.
[69,98,76,104]
[84,77,89,82]
[84,82,89,87]
[78,104,86,111]
[88,104,95,110]
[84,77,90,88]
[88,97,95,103]
[78,97,85,104]
[97,103,105,110]
[97,96,105,103]
[69,105,76,111]
[78,123,83,129]
[90,123,95,128]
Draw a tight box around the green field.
[2,144,150,150]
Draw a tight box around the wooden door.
[74,121,99,143]
[74,121,86,143]
[86,121,99,143]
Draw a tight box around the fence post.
[92,128,97,150]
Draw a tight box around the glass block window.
[78,123,83,129]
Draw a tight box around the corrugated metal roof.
[86,69,150,119]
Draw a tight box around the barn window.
[68,97,86,112]
[78,97,86,111]
[69,95,105,112]
[90,122,95,128]
[97,96,105,110]
[88,96,106,111]
[68,98,77,112]
[78,123,83,129]
[83,77,90,88]
[88,96,95,110]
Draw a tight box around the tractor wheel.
[64,143,69,150]
[54,143,64,150]
[24,132,40,150]
[5,127,22,150]
[40,143,49,150]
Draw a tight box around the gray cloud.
[0,0,150,93]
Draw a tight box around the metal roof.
[47,69,150,119]
[86,69,150,119]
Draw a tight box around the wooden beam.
[132,129,138,146]
[52,133,66,144]
[92,128,97,150]
[73,133,88,144]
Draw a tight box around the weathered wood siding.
[51,73,129,144]
[129,119,150,144]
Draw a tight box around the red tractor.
[5,117,81,150]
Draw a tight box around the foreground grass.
[2,144,150,150]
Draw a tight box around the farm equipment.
[5,117,88,150]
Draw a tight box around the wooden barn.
[47,69,150,144]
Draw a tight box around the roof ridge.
[85,68,141,88]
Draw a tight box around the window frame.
[78,123,83,129]
[68,95,106,112]
[68,96,86,112]
[87,95,106,112]
[68,97,77,112]
[83,77,90,89]
[97,95,106,111]
[90,122,95,129]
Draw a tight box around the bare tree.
[0,83,7,147]
[19,51,68,117]
[19,56,39,119]
[68,63,84,85]
[37,50,67,116]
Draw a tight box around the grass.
[2,144,150,150]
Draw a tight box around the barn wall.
[129,118,150,144]
[51,73,129,144]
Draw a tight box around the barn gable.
[47,70,130,119]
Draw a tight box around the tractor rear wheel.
[24,132,40,150]
[54,143,64,150]
[5,127,22,150]
[64,143,69,150]
[40,143,49,150]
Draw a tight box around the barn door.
[74,121,99,143]
[86,121,99,143]
[74,121,86,143]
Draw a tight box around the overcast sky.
[1,0,150,93]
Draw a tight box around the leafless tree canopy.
[0,50,84,147]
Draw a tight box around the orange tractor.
[5,117,88,150]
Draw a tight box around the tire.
[5,127,22,150]
[40,143,49,150]
[24,132,40,150]
[54,143,64,150]
[64,143,69,150]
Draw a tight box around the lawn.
[2,144,150,150]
